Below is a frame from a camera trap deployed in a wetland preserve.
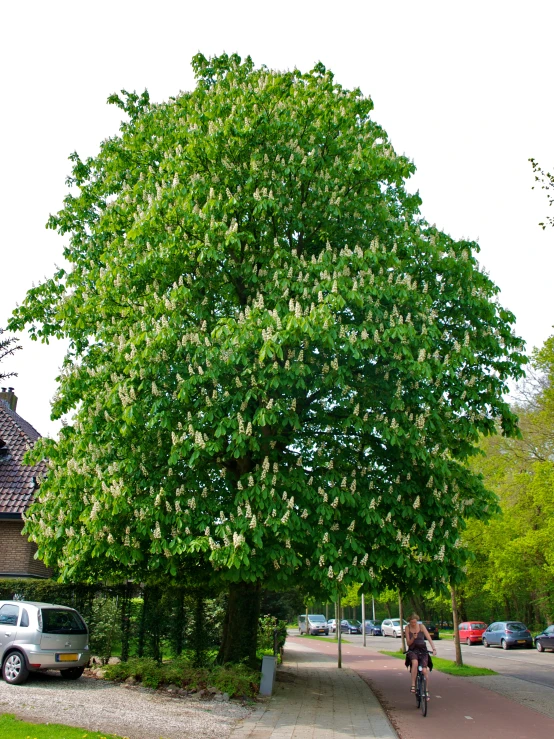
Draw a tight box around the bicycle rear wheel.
[420,674,427,716]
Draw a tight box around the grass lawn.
[0,714,126,739]
[380,650,497,677]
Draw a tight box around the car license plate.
[57,653,78,662]
[517,640,526,644]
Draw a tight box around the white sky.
[1,0,553,437]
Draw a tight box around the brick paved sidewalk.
[230,641,397,739]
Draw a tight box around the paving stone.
[230,642,397,739]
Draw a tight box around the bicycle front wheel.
[420,675,427,716]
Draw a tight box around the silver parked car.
[381,618,408,637]
[298,614,329,635]
[0,600,90,684]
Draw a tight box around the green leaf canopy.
[11,53,526,590]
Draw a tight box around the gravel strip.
[468,675,554,720]
[0,673,255,739]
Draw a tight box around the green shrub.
[104,657,162,687]
[102,656,259,697]
[88,595,122,663]
[258,614,287,652]
[209,664,260,698]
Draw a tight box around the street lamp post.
[362,593,366,647]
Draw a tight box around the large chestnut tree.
[10,53,526,664]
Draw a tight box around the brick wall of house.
[0,520,52,578]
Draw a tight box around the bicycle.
[415,652,432,716]
[415,662,428,716]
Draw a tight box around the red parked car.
[459,621,487,645]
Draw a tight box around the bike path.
[287,636,554,739]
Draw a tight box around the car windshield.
[40,608,87,634]
[470,623,486,629]
[309,615,326,622]
[507,622,527,631]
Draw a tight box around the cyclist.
[405,612,437,699]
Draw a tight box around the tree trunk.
[217,581,261,667]
[399,593,406,654]
[193,593,207,667]
[172,587,186,657]
[137,588,148,658]
[120,583,132,662]
[337,593,342,668]
[451,584,463,667]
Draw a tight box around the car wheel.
[325,631,329,636]
[60,666,85,680]
[2,651,30,685]
[483,638,489,648]
[466,638,472,646]
[501,639,509,650]
[536,641,544,653]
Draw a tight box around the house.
[0,388,52,578]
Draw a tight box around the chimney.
[0,387,18,412]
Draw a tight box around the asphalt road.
[303,631,554,690]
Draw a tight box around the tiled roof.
[0,400,46,515]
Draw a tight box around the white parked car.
[0,600,90,684]
[381,618,408,638]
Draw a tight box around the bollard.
[259,655,277,696]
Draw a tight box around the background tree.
[10,53,525,664]
[530,158,554,229]
[462,336,554,626]
[342,582,361,619]
[0,328,21,381]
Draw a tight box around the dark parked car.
[535,625,554,652]
[364,620,382,636]
[340,619,362,634]
[420,621,440,640]
[482,621,533,649]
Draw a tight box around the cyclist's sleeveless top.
[409,629,426,651]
